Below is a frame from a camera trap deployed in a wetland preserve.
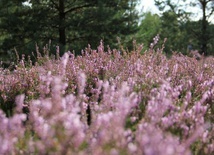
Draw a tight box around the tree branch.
[207,7,214,18]
[64,4,93,15]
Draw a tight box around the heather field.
[0,42,213,155]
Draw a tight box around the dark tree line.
[0,0,213,63]
[0,0,139,60]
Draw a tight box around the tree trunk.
[59,0,66,55]
[201,0,208,55]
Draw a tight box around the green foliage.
[0,0,140,60]
[159,11,189,54]
[154,0,214,55]
[136,12,161,50]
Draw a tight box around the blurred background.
[0,0,213,64]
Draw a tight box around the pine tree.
[0,0,140,60]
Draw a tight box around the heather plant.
[0,40,213,154]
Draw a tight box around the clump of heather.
[0,40,213,154]
[0,95,26,154]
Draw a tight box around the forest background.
[0,0,213,65]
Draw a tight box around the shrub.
[0,41,213,154]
